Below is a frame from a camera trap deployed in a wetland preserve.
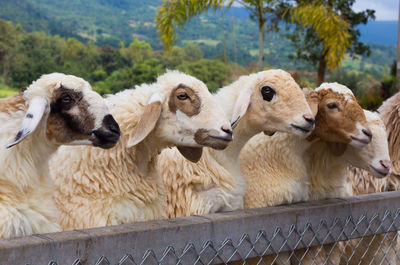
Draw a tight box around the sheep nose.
[104,114,120,136]
[380,160,390,169]
[221,124,233,136]
[303,114,315,125]
[362,128,372,140]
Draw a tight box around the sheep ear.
[327,142,347,156]
[7,97,48,148]
[231,89,251,129]
[177,146,203,163]
[305,90,319,117]
[127,93,163,148]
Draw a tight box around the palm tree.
[155,0,351,83]
[156,0,282,71]
[290,1,350,85]
[155,0,227,53]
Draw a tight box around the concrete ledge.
[1,191,400,264]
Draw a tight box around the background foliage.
[0,0,397,109]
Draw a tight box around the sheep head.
[378,92,400,176]
[231,69,315,137]
[7,73,120,149]
[345,110,391,179]
[126,70,232,163]
[307,82,372,149]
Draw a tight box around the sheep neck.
[129,132,167,178]
[208,113,259,200]
[222,116,257,162]
[306,141,352,200]
[1,118,58,192]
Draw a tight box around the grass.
[0,80,18,98]
[183,39,220,46]
[249,48,271,57]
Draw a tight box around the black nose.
[91,115,120,149]
[362,128,372,139]
[103,114,120,135]
[221,125,233,136]
[303,114,315,125]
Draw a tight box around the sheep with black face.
[0,73,119,238]
[50,70,233,230]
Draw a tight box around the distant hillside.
[1,0,396,46]
[0,0,79,38]
[0,0,396,69]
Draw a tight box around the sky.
[353,0,398,21]
[231,0,398,21]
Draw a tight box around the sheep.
[306,110,390,200]
[240,84,387,265]
[50,70,233,230]
[157,69,315,218]
[351,90,400,195]
[240,82,373,209]
[0,73,120,239]
[293,110,390,265]
[339,92,400,265]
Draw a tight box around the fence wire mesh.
[4,192,400,265]
[53,210,400,265]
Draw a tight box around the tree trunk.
[317,55,327,86]
[232,8,238,74]
[397,0,400,90]
[221,14,227,64]
[258,22,265,71]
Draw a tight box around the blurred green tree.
[178,58,230,92]
[155,0,283,70]
[284,0,375,85]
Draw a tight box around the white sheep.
[157,69,315,218]
[295,111,391,265]
[341,92,400,265]
[240,84,387,265]
[241,83,373,209]
[50,70,233,230]
[0,73,119,238]
[307,110,390,199]
[351,90,400,195]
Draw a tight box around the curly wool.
[0,73,95,238]
[158,69,313,217]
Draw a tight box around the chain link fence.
[2,191,400,265]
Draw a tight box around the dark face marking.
[91,114,120,149]
[46,86,95,144]
[194,128,232,150]
[15,131,23,140]
[168,84,201,117]
[308,89,367,143]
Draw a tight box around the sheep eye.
[177,93,189,100]
[261,86,276,102]
[62,95,73,103]
[327,102,338,109]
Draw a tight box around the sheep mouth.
[209,135,232,143]
[91,130,120,149]
[369,164,390,178]
[290,124,312,134]
[351,136,371,145]
[194,129,232,150]
[206,135,232,150]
